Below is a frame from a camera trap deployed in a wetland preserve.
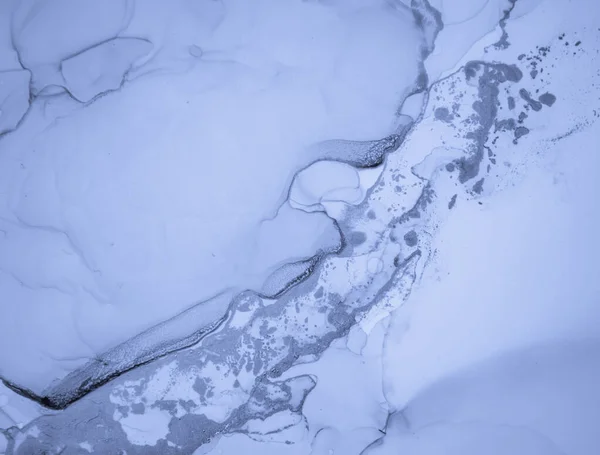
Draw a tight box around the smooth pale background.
[0,0,425,391]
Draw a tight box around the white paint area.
[289,161,383,215]
[78,442,93,453]
[0,0,425,392]
[117,407,172,447]
[0,383,42,431]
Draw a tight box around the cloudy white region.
[1,0,600,454]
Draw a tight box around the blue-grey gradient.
[0,0,599,454]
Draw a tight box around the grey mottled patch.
[179,400,196,412]
[455,62,523,183]
[456,150,483,183]
[519,88,543,111]
[464,62,479,80]
[154,400,178,416]
[448,194,457,210]
[193,377,213,401]
[349,231,367,246]
[538,92,556,107]
[472,178,485,194]
[403,230,418,247]
[434,106,454,123]
[130,402,145,414]
[507,96,516,110]
[398,185,435,222]
[518,112,528,123]
[495,118,516,132]
[514,126,530,141]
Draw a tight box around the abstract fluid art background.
[0,0,599,453]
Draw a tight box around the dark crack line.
[0,310,228,410]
